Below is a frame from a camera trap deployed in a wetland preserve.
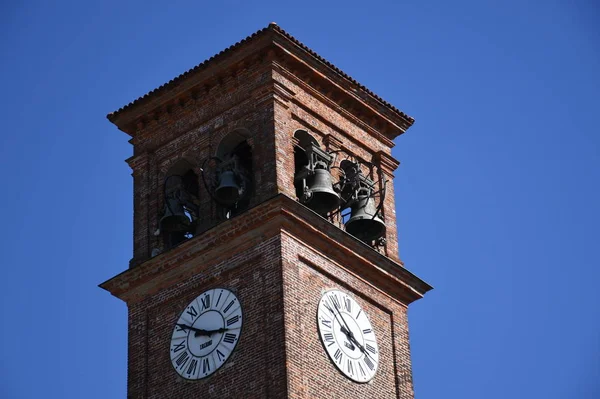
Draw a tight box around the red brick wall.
[127,234,287,398]
[281,233,413,399]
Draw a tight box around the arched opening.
[206,129,254,219]
[293,130,339,215]
[159,160,200,250]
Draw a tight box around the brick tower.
[101,23,432,399]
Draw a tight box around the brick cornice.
[100,194,431,305]
[107,24,414,141]
[374,151,400,173]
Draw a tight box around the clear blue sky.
[1,1,598,398]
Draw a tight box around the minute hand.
[332,305,376,361]
[331,300,355,339]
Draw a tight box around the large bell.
[160,197,191,233]
[345,196,385,242]
[215,170,242,206]
[303,168,340,215]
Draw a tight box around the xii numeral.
[200,294,211,311]
[329,294,341,310]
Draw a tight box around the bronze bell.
[345,196,385,242]
[215,170,242,206]
[160,196,191,233]
[303,168,340,215]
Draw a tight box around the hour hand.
[176,323,211,336]
[203,327,229,335]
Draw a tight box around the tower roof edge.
[106,23,414,137]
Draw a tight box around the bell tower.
[101,23,432,399]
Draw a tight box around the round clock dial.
[317,289,379,383]
[170,288,242,380]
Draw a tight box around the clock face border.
[316,288,379,383]
[169,287,244,381]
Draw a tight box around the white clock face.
[317,289,379,383]
[170,288,242,380]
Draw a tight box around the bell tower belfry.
[101,23,432,399]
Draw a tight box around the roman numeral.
[223,300,235,314]
[364,355,375,371]
[223,333,236,344]
[334,348,343,364]
[175,351,190,368]
[321,318,332,329]
[186,359,197,376]
[323,301,335,315]
[172,340,186,353]
[362,328,372,334]
[358,362,366,377]
[176,324,187,332]
[329,294,340,310]
[227,315,239,326]
[356,309,362,319]
[366,343,377,354]
[344,297,352,313]
[200,294,211,311]
[347,359,354,376]
[215,291,223,307]
[216,349,226,362]
[186,305,198,318]
[202,357,210,374]
[323,332,335,347]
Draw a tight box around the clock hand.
[346,334,376,362]
[176,323,212,336]
[335,311,376,361]
[202,327,230,335]
[330,299,356,341]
